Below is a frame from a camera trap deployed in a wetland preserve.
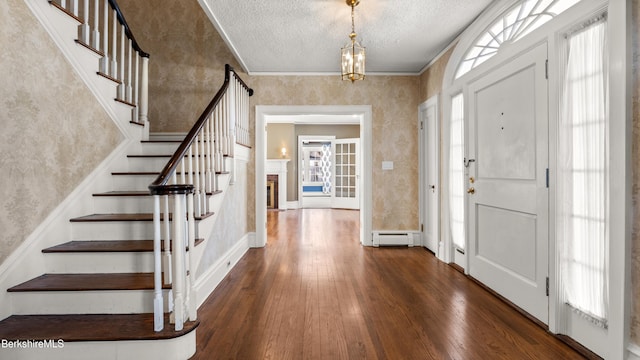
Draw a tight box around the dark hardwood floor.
[192,209,585,359]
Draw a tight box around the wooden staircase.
[0,1,253,358]
[0,139,212,359]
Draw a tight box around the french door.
[332,138,359,210]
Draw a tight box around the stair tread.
[7,273,167,292]
[70,212,214,222]
[93,191,150,197]
[94,190,221,197]
[127,154,172,158]
[0,313,198,341]
[42,239,205,253]
[111,171,158,175]
[142,140,183,143]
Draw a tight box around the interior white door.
[467,43,549,323]
[420,101,439,254]
[332,138,360,210]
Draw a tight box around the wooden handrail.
[148,64,252,195]
[108,0,149,57]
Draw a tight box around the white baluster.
[181,150,187,185]
[245,85,249,145]
[162,195,172,285]
[126,39,133,102]
[60,0,67,9]
[186,191,197,321]
[117,24,125,99]
[110,9,117,77]
[215,106,222,176]
[222,92,229,158]
[205,115,215,193]
[140,56,149,125]
[172,193,186,331]
[209,116,217,192]
[199,131,207,214]
[91,0,100,49]
[132,54,140,123]
[99,0,109,74]
[152,195,164,332]
[71,0,78,17]
[193,133,201,217]
[228,80,237,184]
[78,0,90,44]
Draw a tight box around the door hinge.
[420,121,424,130]
[545,59,549,79]
[545,168,549,188]
[546,277,549,296]
[421,224,424,232]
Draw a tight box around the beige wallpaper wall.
[0,0,122,266]
[419,46,455,103]
[631,0,640,345]
[117,0,244,133]
[252,76,420,230]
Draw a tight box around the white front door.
[467,43,549,323]
[332,138,359,210]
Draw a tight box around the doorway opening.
[255,105,373,248]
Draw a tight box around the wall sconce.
[281,147,287,158]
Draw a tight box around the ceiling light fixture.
[341,0,365,82]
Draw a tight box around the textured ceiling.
[202,0,494,74]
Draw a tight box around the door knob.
[467,187,475,194]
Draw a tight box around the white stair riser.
[10,289,171,315]
[127,156,216,174]
[71,221,154,240]
[112,174,158,190]
[140,142,181,154]
[0,331,196,360]
[93,196,154,213]
[126,157,171,172]
[44,252,154,273]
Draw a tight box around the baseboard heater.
[373,231,413,247]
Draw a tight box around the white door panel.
[467,42,549,323]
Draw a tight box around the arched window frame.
[455,0,582,79]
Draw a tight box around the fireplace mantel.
[266,159,289,210]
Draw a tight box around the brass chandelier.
[341,0,365,82]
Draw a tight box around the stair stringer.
[0,138,142,321]
[24,0,147,141]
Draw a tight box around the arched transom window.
[455,0,581,79]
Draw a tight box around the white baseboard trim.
[195,233,250,308]
[628,344,640,360]
[287,201,299,210]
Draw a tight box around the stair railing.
[49,0,149,125]
[148,64,253,332]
